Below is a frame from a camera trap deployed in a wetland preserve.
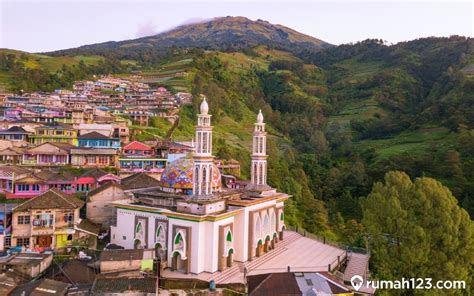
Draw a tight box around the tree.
[362,171,474,295]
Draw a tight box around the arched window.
[270,211,276,232]
[202,133,208,152]
[202,167,207,194]
[156,225,162,238]
[253,163,258,183]
[135,222,142,234]
[174,232,183,244]
[254,216,261,245]
[263,214,270,236]
[197,133,202,153]
[195,167,199,188]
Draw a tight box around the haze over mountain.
[47,16,331,57]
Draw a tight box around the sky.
[0,0,472,53]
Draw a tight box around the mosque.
[110,96,289,274]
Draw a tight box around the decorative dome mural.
[160,158,222,190]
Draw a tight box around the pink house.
[3,168,121,199]
[22,142,74,166]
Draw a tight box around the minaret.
[192,95,214,197]
[251,110,267,186]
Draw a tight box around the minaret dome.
[200,96,209,115]
[257,109,264,123]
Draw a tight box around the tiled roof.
[121,173,160,190]
[31,279,70,296]
[87,181,123,198]
[80,168,109,179]
[76,219,101,235]
[60,260,97,285]
[14,188,84,212]
[28,142,75,153]
[70,148,118,155]
[100,249,144,262]
[0,147,26,155]
[123,141,152,151]
[77,131,111,139]
[92,277,156,294]
[0,166,30,176]
[0,126,28,134]
[248,273,301,296]
[33,170,76,182]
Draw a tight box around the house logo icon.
[350,275,364,291]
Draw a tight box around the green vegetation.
[362,171,474,295]
[0,49,128,92]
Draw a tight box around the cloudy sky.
[0,0,472,52]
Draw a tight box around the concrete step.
[213,263,242,283]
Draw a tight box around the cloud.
[178,17,213,26]
[136,21,158,38]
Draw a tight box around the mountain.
[46,16,330,58]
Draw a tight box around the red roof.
[123,141,152,151]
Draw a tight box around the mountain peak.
[48,17,330,56]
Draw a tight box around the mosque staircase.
[213,231,302,284]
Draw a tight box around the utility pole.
[156,257,161,295]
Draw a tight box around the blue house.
[78,131,121,149]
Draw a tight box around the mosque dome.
[160,157,221,190]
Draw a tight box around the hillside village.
[0,78,372,295]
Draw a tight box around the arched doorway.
[279,225,286,240]
[264,235,271,252]
[272,233,277,248]
[172,251,186,273]
[256,240,263,257]
[227,249,234,267]
[134,239,143,249]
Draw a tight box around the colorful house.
[11,188,84,250]
[0,166,31,196]
[29,123,78,145]
[77,131,120,149]
[22,142,74,166]
[118,141,166,173]
[0,126,30,142]
[0,147,26,164]
[0,168,114,200]
[70,148,118,168]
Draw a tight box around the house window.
[64,213,74,223]
[17,238,30,247]
[32,184,40,191]
[67,234,73,241]
[17,184,30,191]
[5,237,11,246]
[123,236,126,240]
[18,215,30,224]
[98,156,109,165]
[33,214,54,227]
